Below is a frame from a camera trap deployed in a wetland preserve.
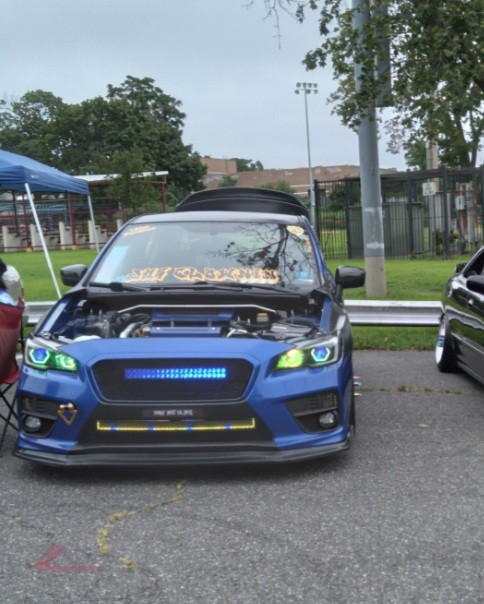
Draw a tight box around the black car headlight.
[25,338,79,373]
[275,336,340,370]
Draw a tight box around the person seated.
[0,259,23,306]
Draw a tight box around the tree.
[326,183,347,211]
[260,180,294,194]
[403,139,427,171]
[233,158,264,171]
[259,1,484,167]
[0,90,67,165]
[102,148,161,215]
[218,174,238,187]
[0,76,206,197]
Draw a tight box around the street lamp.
[295,82,318,226]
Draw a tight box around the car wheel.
[435,317,459,373]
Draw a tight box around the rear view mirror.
[60,264,88,286]
[335,266,366,289]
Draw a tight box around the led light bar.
[124,367,227,380]
[96,418,256,432]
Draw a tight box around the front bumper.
[13,436,351,467]
[15,337,354,467]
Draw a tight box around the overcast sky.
[3,0,406,171]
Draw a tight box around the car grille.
[92,358,253,403]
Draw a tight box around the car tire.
[435,316,459,373]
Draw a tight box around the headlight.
[275,336,340,370]
[25,339,79,373]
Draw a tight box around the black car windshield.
[90,221,320,289]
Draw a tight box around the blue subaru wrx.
[14,188,365,467]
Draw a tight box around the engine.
[51,302,323,344]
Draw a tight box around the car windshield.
[90,220,320,289]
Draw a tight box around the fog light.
[318,411,338,429]
[23,415,42,433]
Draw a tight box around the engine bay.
[40,289,329,345]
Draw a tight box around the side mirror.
[335,266,366,289]
[467,275,484,295]
[60,264,88,286]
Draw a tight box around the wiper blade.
[89,281,294,294]
[151,281,288,293]
[203,281,290,293]
[89,281,148,292]
[157,281,219,291]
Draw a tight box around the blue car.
[14,188,365,467]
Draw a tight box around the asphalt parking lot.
[1,350,482,604]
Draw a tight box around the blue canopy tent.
[0,149,97,297]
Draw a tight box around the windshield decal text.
[122,225,157,237]
[124,266,280,284]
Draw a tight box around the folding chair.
[0,301,24,453]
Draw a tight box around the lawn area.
[326,256,468,350]
[325,256,467,301]
[3,249,97,300]
[2,249,472,350]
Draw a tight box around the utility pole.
[353,0,387,297]
[426,142,439,170]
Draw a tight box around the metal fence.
[0,196,123,251]
[314,165,484,260]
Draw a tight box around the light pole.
[295,82,318,226]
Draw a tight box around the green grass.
[3,249,97,300]
[325,256,469,350]
[2,249,471,350]
[327,257,468,350]
[351,326,438,351]
[326,257,468,301]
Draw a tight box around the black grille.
[92,358,253,403]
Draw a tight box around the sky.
[2,0,407,171]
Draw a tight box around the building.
[202,158,397,198]
[202,158,360,197]
[201,157,238,188]
[232,165,363,197]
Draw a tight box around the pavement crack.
[96,479,187,562]
[361,386,474,395]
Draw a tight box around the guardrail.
[24,300,442,327]
[344,300,442,326]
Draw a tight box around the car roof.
[130,210,305,226]
[174,187,310,219]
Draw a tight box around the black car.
[436,245,484,385]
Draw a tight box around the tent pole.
[12,191,20,235]
[25,183,62,299]
[21,193,31,249]
[87,194,99,253]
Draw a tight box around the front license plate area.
[142,408,204,419]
